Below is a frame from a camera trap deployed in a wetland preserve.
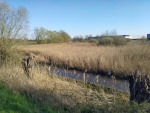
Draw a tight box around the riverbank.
[0,65,127,113]
[1,64,150,112]
[19,42,150,78]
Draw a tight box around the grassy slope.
[0,82,57,113]
[0,65,150,113]
[0,65,129,113]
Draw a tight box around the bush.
[0,39,20,67]
[98,37,129,46]
[113,37,128,46]
[88,39,99,43]
[34,28,71,44]
[98,37,114,45]
[50,36,64,43]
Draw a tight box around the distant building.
[147,34,150,40]
[88,35,142,40]
[120,35,132,39]
[128,35,142,40]
[97,35,140,40]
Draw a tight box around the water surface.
[49,67,129,92]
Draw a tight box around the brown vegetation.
[19,42,150,77]
[0,65,128,112]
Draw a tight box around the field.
[19,41,150,77]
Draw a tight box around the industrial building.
[147,34,150,40]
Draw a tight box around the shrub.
[98,37,129,46]
[50,37,64,43]
[113,37,128,46]
[0,39,20,67]
[34,28,71,44]
[88,39,99,43]
[98,37,114,45]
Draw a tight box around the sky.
[7,0,150,38]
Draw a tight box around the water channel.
[48,67,129,92]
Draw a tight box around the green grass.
[0,82,57,113]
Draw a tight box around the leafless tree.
[101,29,118,36]
[0,0,29,40]
[0,0,29,66]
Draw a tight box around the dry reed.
[0,65,126,112]
[19,42,150,77]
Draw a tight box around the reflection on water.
[49,67,129,92]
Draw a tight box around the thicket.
[98,36,130,46]
[72,37,86,42]
[72,36,99,43]
[34,27,71,44]
[0,39,20,67]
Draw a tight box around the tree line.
[34,27,71,44]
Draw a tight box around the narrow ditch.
[48,67,129,92]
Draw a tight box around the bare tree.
[0,1,29,40]
[101,29,118,36]
[0,0,29,66]
[34,27,49,44]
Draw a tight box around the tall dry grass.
[0,65,126,112]
[19,42,150,77]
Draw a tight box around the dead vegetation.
[19,42,150,77]
[0,65,128,112]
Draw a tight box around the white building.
[121,35,132,39]
[122,35,142,40]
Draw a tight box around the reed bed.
[19,42,150,77]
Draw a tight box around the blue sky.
[7,0,150,38]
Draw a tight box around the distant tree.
[34,27,49,44]
[50,31,63,43]
[59,30,71,42]
[72,35,85,42]
[98,30,129,46]
[140,36,146,40]
[140,36,147,42]
[85,34,92,40]
[72,36,80,42]
[84,35,89,39]
[34,27,71,44]
[101,29,118,36]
